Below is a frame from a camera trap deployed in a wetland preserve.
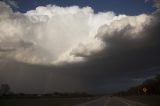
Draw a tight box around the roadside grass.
[124,95,160,106]
[0,97,96,106]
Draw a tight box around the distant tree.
[142,74,160,95]
[113,74,160,96]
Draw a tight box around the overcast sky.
[0,0,160,94]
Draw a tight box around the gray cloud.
[145,0,160,9]
[154,0,160,8]
[0,0,18,8]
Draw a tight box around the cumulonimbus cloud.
[0,1,152,65]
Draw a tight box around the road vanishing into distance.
[75,96,149,106]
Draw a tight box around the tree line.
[0,84,92,97]
[113,74,160,96]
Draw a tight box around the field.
[124,95,160,106]
[0,96,96,106]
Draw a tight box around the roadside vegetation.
[0,84,96,106]
[113,74,160,106]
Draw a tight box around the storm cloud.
[0,1,152,65]
[0,1,160,93]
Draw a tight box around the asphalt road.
[75,96,150,106]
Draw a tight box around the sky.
[7,0,156,15]
[0,0,160,94]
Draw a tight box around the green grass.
[0,97,96,106]
[124,95,160,106]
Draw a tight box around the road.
[75,96,150,106]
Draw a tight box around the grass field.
[124,95,160,106]
[0,96,96,106]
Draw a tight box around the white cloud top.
[0,2,152,65]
